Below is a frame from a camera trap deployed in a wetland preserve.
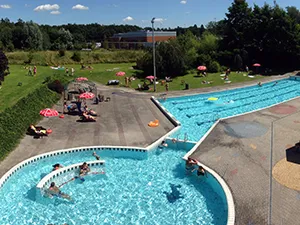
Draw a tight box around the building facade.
[109,30,177,49]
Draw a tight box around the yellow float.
[208,97,218,101]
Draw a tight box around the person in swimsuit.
[93,152,101,160]
[47,182,71,200]
[79,162,90,177]
[192,166,206,176]
[52,164,63,171]
[185,157,197,171]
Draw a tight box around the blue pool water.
[0,148,227,225]
[160,79,300,141]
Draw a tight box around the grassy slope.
[5,49,144,65]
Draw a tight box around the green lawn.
[0,63,265,111]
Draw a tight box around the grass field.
[0,63,264,111]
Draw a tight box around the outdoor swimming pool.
[159,78,300,141]
[0,147,227,225]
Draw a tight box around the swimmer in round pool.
[47,182,71,200]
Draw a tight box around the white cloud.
[154,18,166,23]
[72,4,89,10]
[50,10,61,15]
[180,0,187,4]
[34,4,59,12]
[0,5,11,9]
[123,16,133,22]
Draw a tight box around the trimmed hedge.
[0,85,60,160]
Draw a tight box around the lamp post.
[151,17,157,92]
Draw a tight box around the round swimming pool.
[0,147,227,225]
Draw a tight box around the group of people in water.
[185,157,206,177]
[46,152,102,200]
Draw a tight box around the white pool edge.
[0,146,147,189]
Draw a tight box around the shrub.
[48,80,64,94]
[208,61,221,73]
[58,49,66,57]
[0,85,60,160]
[71,51,81,62]
[24,51,34,64]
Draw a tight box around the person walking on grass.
[28,67,33,76]
[33,66,37,76]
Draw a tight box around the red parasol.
[76,77,88,82]
[40,108,59,117]
[116,71,126,76]
[197,66,207,71]
[79,92,95,99]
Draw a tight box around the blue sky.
[0,0,300,27]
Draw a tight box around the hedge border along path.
[0,85,60,160]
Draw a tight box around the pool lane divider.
[36,160,105,201]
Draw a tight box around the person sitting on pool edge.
[185,157,197,171]
[52,163,63,171]
[47,182,71,200]
[159,140,168,148]
[192,165,206,177]
[258,82,262,87]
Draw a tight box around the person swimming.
[79,162,90,177]
[192,166,206,177]
[52,163,63,171]
[93,152,101,160]
[185,157,197,171]
[47,182,71,200]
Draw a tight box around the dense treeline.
[138,0,300,77]
[0,18,205,51]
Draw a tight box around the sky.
[0,0,300,27]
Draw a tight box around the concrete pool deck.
[0,86,174,177]
[190,97,300,225]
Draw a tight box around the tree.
[23,21,43,50]
[0,50,8,84]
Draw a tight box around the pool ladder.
[176,133,189,142]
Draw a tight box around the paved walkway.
[0,86,174,177]
[190,97,300,225]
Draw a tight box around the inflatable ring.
[148,119,159,127]
[46,129,53,134]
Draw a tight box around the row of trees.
[0,18,206,51]
[138,0,300,77]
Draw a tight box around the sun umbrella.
[40,108,59,117]
[253,63,261,67]
[197,66,207,71]
[79,92,95,99]
[76,77,88,82]
[146,76,155,80]
[116,71,126,76]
